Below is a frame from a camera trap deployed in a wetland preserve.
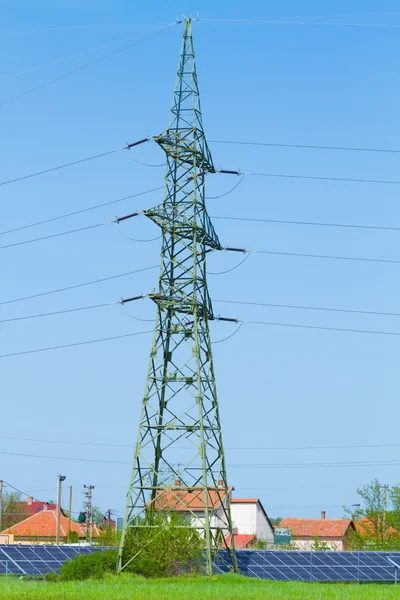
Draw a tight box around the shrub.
[121,513,204,578]
[55,549,118,581]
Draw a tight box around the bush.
[54,549,118,581]
[121,513,204,578]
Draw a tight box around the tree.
[121,512,204,577]
[91,505,106,528]
[1,492,30,530]
[345,479,400,550]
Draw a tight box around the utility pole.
[84,485,94,544]
[380,483,389,537]
[0,480,3,533]
[118,18,237,575]
[56,475,66,545]
[67,486,73,540]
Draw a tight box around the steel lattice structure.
[117,18,237,576]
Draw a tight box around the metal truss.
[118,18,237,576]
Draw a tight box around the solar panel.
[0,545,111,576]
[1,545,400,581]
[214,550,400,582]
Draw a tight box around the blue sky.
[1,0,400,522]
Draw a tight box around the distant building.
[20,497,58,515]
[229,498,275,547]
[280,512,355,551]
[0,507,99,544]
[153,483,274,547]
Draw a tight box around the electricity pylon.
[118,18,237,576]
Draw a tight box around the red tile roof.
[226,533,256,549]
[1,510,93,538]
[231,498,258,504]
[16,501,57,515]
[355,517,398,537]
[154,488,229,512]
[280,518,354,538]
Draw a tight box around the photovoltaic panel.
[1,546,400,581]
[214,550,400,582]
[0,545,111,576]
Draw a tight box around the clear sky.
[2,0,400,523]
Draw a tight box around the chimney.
[44,502,49,511]
[321,510,326,520]
[174,479,181,487]
[218,480,223,487]
[27,497,33,506]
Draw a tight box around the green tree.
[345,479,400,550]
[1,492,30,530]
[121,512,204,577]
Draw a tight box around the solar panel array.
[215,550,400,582]
[0,545,110,576]
[1,545,400,581]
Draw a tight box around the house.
[154,482,274,547]
[0,507,98,544]
[280,511,356,551]
[229,498,275,547]
[154,480,231,535]
[355,516,398,539]
[19,497,58,515]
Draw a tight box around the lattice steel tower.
[118,18,237,575]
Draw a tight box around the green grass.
[0,574,399,600]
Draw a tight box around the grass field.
[0,574,399,600]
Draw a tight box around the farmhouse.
[0,508,95,544]
[280,512,356,551]
[154,482,274,546]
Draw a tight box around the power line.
[220,169,400,186]
[0,329,153,359]
[1,433,399,452]
[0,302,116,324]
[209,139,400,155]
[225,247,400,267]
[5,316,400,360]
[0,222,107,251]
[0,186,162,237]
[200,17,400,29]
[213,215,400,233]
[2,451,400,469]
[0,22,177,106]
[0,148,123,188]
[3,481,41,502]
[214,298,400,319]
[235,318,400,338]
[1,30,166,81]
[0,264,158,306]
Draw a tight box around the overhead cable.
[5,316,400,360]
[0,22,177,106]
[2,433,400,452]
[209,139,400,154]
[0,302,116,324]
[212,214,400,233]
[0,137,149,189]
[2,451,400,469]
[213,298,400,319]
[0,329,153,359]
[224,246,400,266]
[217,317,400,339]
[200,17,400,29]
[0,211,141,251]
[0,264,158,306]
[0,186,163,237]
[4,293,400,326]
[1,29,168,81]
[218,168,400,186]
